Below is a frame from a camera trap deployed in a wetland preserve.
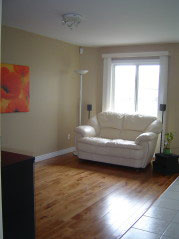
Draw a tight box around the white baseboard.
[35,147,76,163]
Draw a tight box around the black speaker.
[87,104,92,111]
[160,104,166,112]
[87,104,92,119]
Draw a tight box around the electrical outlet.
[67,134,71,140]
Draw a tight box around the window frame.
[111,58,160,116]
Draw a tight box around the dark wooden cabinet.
[153,153,179,174]
[1,151,35,239]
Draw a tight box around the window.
[112,59,160,116]
[102,52,169,153]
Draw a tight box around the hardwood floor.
[35,153,178,239]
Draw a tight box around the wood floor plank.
[35,153,178,239]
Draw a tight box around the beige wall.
[2,26,179,155]
[1,26,80,156]
[81,44,179,154]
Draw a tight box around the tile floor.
[121,177,179,239]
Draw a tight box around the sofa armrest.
[88,116,100,135]
[145,119,162,134]
[75,125,96,137]
[135,132,157,145]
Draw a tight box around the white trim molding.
[35,147,75,162]
[102,51,169,59]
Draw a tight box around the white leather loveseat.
[75,112,162,168]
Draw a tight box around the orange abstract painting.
[1,63,30,113]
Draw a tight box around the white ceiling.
[2,0,179,47]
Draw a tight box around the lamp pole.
[75,70,88,125]
[160,104,166,153]
[79,73,83,125]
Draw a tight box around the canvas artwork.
[1,63,30,113]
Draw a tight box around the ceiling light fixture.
[62,13,82,30]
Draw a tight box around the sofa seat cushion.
[79,137,142,149]
[78,137,144,160]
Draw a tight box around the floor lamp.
[160,104,166,153]
[75,69,88,125]
[73,70,88,156]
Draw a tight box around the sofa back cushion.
[122,114,157,140]
[123,114,156,131]
[98,112,124,139]
[98,112,124,129]
[97,112,157,140]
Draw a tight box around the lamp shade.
[75,70,88,75]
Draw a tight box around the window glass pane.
[114,65,136,113]
[138,65,160,116]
